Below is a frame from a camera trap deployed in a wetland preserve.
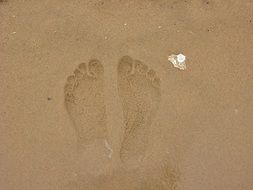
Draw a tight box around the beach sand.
[0,0,252,189]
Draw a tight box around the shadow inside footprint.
[64,59,108,147]
[117,55,161,165]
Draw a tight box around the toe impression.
[118,56,134,76]
[135,60,148,74]
[88,59,104,77]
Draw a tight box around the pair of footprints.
[64,55,161,163]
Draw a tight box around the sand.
[0,0,253,189]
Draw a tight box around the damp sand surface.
[0,1,253,190]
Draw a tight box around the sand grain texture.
[0,0,253,190]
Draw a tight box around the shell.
[168,54,186,70]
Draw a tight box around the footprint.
[64,59,107,147]
[117,55,161,164]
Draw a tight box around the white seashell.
[168,53,186,70]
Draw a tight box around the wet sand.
[0,0,253,189]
